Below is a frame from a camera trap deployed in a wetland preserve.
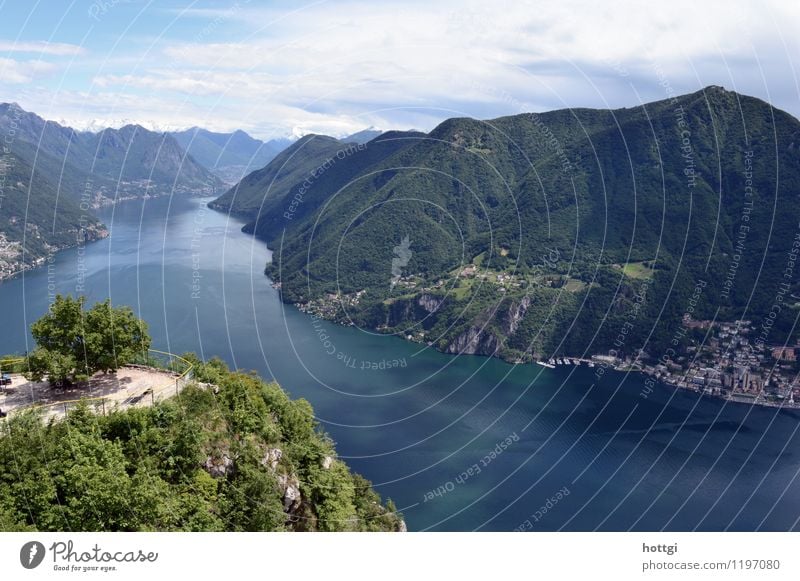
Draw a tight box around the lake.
[2,195,800,531]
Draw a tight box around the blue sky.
[1,0,798,139]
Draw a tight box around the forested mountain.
[0,103,224,200]
[242,130,425,239]
[170,127,292,184]
[214,86,800,363]
[209,134,358,217]
[0,147,106,278]
[0,103,225,279]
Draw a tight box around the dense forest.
[213,86,800,363]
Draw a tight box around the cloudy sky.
[0,0,798,140]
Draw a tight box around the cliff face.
[443,296,530,357]
[187,358,407,532]
[504,295,531,336]
[374,291,535,360]
[418,294,443,313]
[446,325,500,356]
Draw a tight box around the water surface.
[2,195,799,531]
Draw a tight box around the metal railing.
[0,357,26,373]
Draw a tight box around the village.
[602,318,800,408]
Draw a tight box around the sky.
[0,0,798,140]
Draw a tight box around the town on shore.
[586,318,800,409]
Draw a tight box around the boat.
[536,361,556,369]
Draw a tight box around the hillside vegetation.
[214,86,800,363]
[0,147,105,278]
[0,356,403,532]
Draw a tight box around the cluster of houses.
[297,289,366,322]
[639,319,800,407]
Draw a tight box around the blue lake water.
[2,195,800,531]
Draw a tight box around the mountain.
[88,125,224,196]
[345,127,383,144]
[170,127,292,184]
[209,134,356,217]
[0,103,224,279]
[209,131,424,222]
[0,146,106,278]
[215,86,800,363]
[242,130,426,240]
[0,103,224,201]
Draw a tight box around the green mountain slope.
[244,86,800,362]
[88,125,224,195]
[0,356,404,532]
[209,134,356,217]
[243,130,426,241]
[0,148,106,278]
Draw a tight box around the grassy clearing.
[452,277,479,300]
[619,261,654,280]
[564,278,587,292]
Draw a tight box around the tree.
[83,298,150,373]
[27,295,150,385]
[0,359,404,532]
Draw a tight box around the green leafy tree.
[1,358,403,532]
[27,295,150,385]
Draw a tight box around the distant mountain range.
[0,101,385,280]
[0,104,224,198]
[170,127,292,185]
[344,127,383,144]
[175,127,383,186]
[212,86,800,364]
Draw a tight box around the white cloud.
[0,40,86,56]
[0,58,56,84]
[13,0,800,136]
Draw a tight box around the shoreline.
[560,356,800,411]
[275,285,800,412]
[0,228,109,283]
[0,194,217,284]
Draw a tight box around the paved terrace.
[0,366,189,421]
